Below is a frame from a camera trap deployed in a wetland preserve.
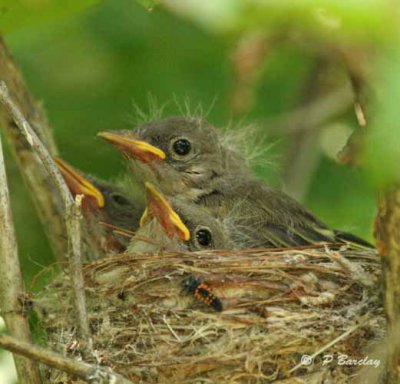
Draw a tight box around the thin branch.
[67,195,93,356]
[281,60,326,202]
[0,135,42,383]
[0,334,134,384]
[0,81,93,358]
[263,85,352,135]
[375,186,400,383]
[337,58,371,167]
[230,31,269,116]
[0,82,71,208]
[0,36,66,262]
[0,37,57,153]
[341,46,371,128]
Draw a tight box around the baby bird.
[128,182,231,254]
[98,116,372,249]
[98,117,247,200]
[55,158,144,259]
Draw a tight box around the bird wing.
[216,179,371,249]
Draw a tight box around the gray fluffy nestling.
[98,116,373,249]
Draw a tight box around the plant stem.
[0,81,93,360]
[0,334,134,384]
[0,134,42,384]
[0,36,67,263]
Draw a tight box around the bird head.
[98,117,239,199]
[137,181,230,252]
[55,158,143,250]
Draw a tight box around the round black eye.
[111,193,130,206]
[195,228,212,247]
[172,139,191,156]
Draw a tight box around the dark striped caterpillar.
[182,276,223,312]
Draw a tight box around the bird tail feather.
[333,230,374,249]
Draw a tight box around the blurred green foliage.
[364,48,400,187]
[1,0,386,293]
[0,0,100,33]
[156,0,393,42]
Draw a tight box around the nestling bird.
[98,117,248,200]
[128,182,231,253]
[55,158,144,258]
[99,116,373,249]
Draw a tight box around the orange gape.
[55,157,139,254]
[140,182,190,241]
[55,157,104,212]
[148,198,176,239]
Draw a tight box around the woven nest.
[37,245,385,383]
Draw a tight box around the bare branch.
[281,60,327,202]
[0,334,134,384]
[0,81,93,359]
[230,32,269,116]
[0,82,71,207]
[0,135,42,383]
[375,187,400,382]
[66,195,93,356]
[263,85,352,135]
[0,36,66,262]
[0,37,57,153]
[337,59,371,167]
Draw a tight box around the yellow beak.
[55,158,105,208]
[97,131,166,163]
[140,182,190,241]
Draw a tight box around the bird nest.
[37,245,385,383]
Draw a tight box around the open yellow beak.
[97,131,166,163]
[55,158,105,208]
[140,182,190,241]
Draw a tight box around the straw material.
[37,245,385,383]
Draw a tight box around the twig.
[281,60,326,202]
[375,186,400,383]
[0,82,93,358]
[0,37,57,153]
[0,82,71,208]
[263,85,352,135]
[0,135,42,383]
[67,195,93,355]
[0,36,66,262]
[0,334,134,384]
[336,65,370,167]
[162,314,182,342]
[341,46,371,128]
[99,221,136,238]
[230,31,269,115]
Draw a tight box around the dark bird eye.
[111,193,130,206]
[195,228,212,247]
[172,138,191,156]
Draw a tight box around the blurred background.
[2,0,397,381]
